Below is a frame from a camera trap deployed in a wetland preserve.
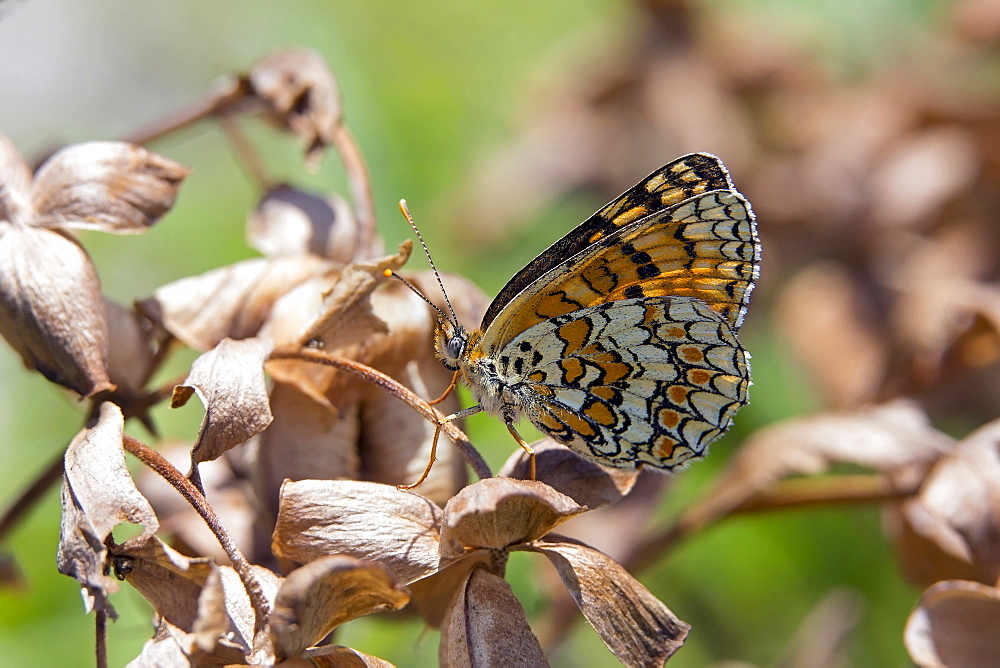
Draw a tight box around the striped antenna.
[392,199,460,326]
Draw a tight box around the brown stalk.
[122,434,271,633]
[269,347,493,481]
[330,125,377,255]
[121,78,251,147]
[537,473,921,651]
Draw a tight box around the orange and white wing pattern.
[452,153,759,470]
[490,296,749,469]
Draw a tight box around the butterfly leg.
[505,422,536,481]
[399,404,482,490]
[428,369,460,406]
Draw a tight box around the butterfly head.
[434,317,468,371]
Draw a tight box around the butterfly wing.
[481,188,758,356]
[494,296,749,469]
[481,153,736,330]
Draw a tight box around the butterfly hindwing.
[495,296,750,469]
[481,153,735,330]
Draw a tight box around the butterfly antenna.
[396,199,460,326]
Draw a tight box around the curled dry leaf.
[439,478,586,559]
[248,185,360,262]
[171,336,274,464]
[271,555,409,661]
[272,480,445,585]
[57,402,159,617]
[112,534,216,633]
[528,537,689,667]
[104,298,160,401]
[439,565,548,668]
[117,534,282,664]
[296,240,412,348]
[895,418,1000,585]
[30,141,188,233]
[248,49,342,166]
[140,254,333,351]
[904,580,1000,668]
[0,225,112,397]
[498,438,639,510]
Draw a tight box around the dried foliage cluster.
[2,1,1000,666]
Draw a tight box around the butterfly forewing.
[481,153,735,330]
[481,189,758,355]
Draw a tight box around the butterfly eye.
[446,332,465,360]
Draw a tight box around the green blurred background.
[0,0,955,665]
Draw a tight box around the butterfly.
[398,153,758,485]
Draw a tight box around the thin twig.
[95,608,108,668]
[269,347,493,481]
[121,77,250,147]
[122,435,271,633]
[219,112,272,191]
[0,449,65,543]
[331,125,377,255]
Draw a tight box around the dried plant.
[2,1,1000,665]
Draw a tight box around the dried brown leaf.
[439,565,548,668]
[253,382,362,519]
[271,555,409,661]
[31,141,188,233]
[498,438,639,510]
[904,580,1000,668]
[899,418,1000,584]
[273,480,444,584]
[304,646,396,667]
[57,403,158,617]
[0,132,32,221]
[112,534,215,632]
[140,254,333,351]
[297,241,412,348]
[0,225,112,396]
[439,478,585,559]
[529,537,689,666]
[172,337,274,464]
[249,49,342,166]
[104,298,159,399]
[248,185,360,262]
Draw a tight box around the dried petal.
[529,538,689,666]
[904,580,1000,668]
[253,382,362,518]
[172,337,274,464]
[899,418,1000,584]
[248,185,360,262]
[112,534,215,632]
[273,480,444,584]
[0,132,32,222]
[297,241,412,348]
[304,646,396,667]
[249,49,342,165]
[104,298,160,398]
[31,141,188,233]
[498,438,639,510]
[439,478,585,559]
[140,254,333,351]
[57,403,159,617]
[271,555,409,661]
[439,565,548,668]
[0,225,112,396]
